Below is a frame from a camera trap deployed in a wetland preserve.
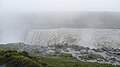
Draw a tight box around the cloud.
[0,0,120,13]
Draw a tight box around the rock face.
[20,44,120,65]
[25,28,120,48]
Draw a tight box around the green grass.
[0,44,24,51]
[79,54,104,60]
[46,53,76,60]
[0,44,120,67]
[41,57,120,67]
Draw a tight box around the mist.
[0,0,120,43]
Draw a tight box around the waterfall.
[25,28,120,48]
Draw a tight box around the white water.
[25,28,120,48]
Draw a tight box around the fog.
[0,0,120,43]
[1,0,120,12]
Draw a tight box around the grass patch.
[79,54,104,60]
[46,53,76,60]
[41,57,120,67]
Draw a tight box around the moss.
[0,50,45,67]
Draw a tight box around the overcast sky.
[0,0,120,13]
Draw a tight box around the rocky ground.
[19,44,120,65]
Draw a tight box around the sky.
[0,0,120,13]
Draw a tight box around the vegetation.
[44,53,120,67]
[79,54,104,60]
[0,43,24,51]
[0,50,46,67]
[0,44,120,67]
[41,57,120,67]
[46,53,76,60]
